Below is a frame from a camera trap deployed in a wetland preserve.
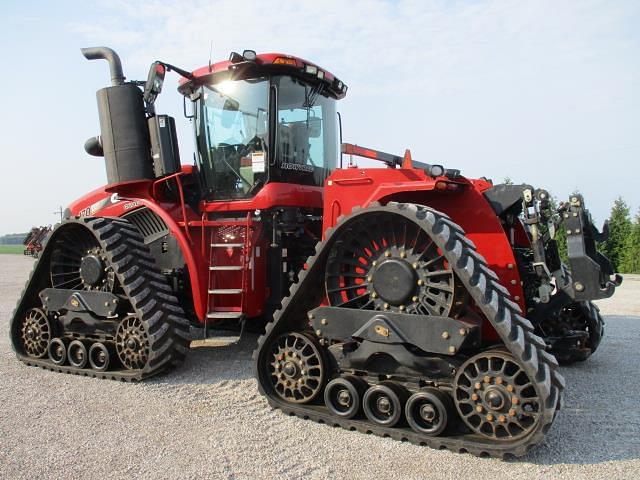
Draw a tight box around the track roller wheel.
[405,388,453,436]
[267,331,326,404]
[363,382,408,427]
[324,376,368,419]
[89,343,110,371]
[19,308,51,358]
[67,340,88,369]
[454,350,541,440]
[48,338,67,366]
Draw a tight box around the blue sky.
[1,0,638,233]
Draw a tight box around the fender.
[67,187,208,322]
[323,168,525,342]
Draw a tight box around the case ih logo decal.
[79,193,121,217]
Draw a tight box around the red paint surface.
[67,162,529,342]
[66,174,324,323]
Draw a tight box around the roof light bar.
[273,57,297,65]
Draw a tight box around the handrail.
[341,143,405,168]
[151,172,193,244]
[240,212,252,313]
[340,142,455,178]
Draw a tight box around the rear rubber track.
[253,202,565,458]
[552,300,605,364]
[10,216,190,381]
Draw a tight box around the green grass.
[0,245,25,254]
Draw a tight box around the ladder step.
[209,265,243,271]
[191,336,241,348]
[206,311,244,319]
[208,288,243,294]
[211,243,244,248]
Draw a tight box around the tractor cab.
[179,52,347,201]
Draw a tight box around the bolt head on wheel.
[324,376,367,419]
[267,332,325,404]
[362,382,407,427]
[67,340,88,369]
[89,342,110,371]
[371,259,417,305]
[454,350,541,440]
[405,388,452,436]
[48,338,67,366]
[79,254,104,286]
[115,315,150,370]
[324,211,466,317]
[19,308,51,358]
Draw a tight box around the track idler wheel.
[267,331,326,404]
[89,342,110,371]
[115,315,150,370]
[48,338,67,366]
[363,382,408,427]
[19,308,51,358]
[67,340,88,368]
[405,388,453,436]
[324,376,368,419]
[454,350,541,440]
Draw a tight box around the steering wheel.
[218,143,248,157]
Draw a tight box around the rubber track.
[10,217,190,381]
[553,300,605,364]
[253,202,565,458]
[582,301,604,353]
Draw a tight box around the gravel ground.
[1,254,639,480]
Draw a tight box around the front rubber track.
[253,202,565,458]
[10,216,190,381]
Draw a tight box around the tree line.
[0,233,28,245]
[601,198,640,274]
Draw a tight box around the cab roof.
[178,52,347,99]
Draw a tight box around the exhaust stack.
[82,46,153,184]
[80,47,125,86]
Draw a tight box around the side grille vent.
[123,207,169,243]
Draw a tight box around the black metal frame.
[310,306,480,356]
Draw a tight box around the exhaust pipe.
[82,46,153,185]
[81,47,125,86]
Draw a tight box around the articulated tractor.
[11,47,621,457]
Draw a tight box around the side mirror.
[143,61,166,106]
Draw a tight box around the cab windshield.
[195,78,269,199]
[194,75,338,200]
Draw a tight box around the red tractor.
[11,47,621,457]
